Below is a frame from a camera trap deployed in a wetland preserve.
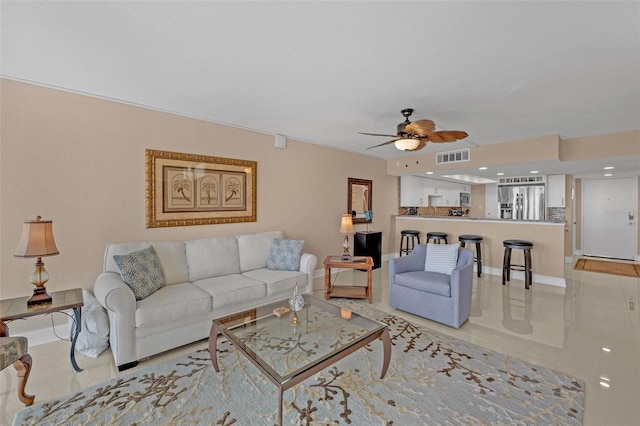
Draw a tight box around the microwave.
[460,192,470,206]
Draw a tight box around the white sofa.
[93,231,317,370]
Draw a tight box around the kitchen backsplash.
[547,207,566,223]
[398,206,469,217]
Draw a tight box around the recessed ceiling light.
[599,381,611,388]
[497,172,504,176]
[604,173,613,177]
[530,170,539,174]
[603,166,615,170]
[479,167,488,170]
[602,347,611,352]
[426,171,434,175]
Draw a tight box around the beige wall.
[468,184,485,219]
[0,79,399,304]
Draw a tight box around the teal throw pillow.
[267,239,304,271]
[113,246,165,300]
[424,243,459,275]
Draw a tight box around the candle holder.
[289,284,304,312]
[289,311,300,327]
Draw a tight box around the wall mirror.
[348,177,372,224]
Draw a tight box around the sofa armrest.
[93,272,137,367]
[299,253,318,294]
[449,248,474,327]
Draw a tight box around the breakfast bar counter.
[394,216,566,286]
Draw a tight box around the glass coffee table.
[209,294,391,425]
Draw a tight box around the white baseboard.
[313,253,566,288]
[480,266,566,287]
[9,312,73,347]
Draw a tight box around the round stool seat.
[459,234,483,242]
[427,232,448,238]
[426,232,448,244]
[503,239,534,248]
[401,230,420,236]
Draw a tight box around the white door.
[582,177,638,260]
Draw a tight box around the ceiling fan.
[360,108,469,151]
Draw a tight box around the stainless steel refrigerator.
[498,184,545,220]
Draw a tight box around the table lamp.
[14,216,59,306]
[340,213,354,261]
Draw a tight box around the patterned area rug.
[13,300,584,425]
[574,258,640,277]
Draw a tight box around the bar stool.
[399,230,420,256]
[426,232,448,244]
[502,239,534,289]
[459,234,483,277]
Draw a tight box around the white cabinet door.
[400,176,415,206]
[401,176,431,206]
[415,177,427,206]
[547,175,565,207]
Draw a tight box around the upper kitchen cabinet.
[401,176,468,207]
[547,175,566,207]
[401,175,428,206]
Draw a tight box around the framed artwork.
[145,149,257,227]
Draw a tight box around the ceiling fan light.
[394,138,420,151]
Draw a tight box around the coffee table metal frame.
[209,293,391,425]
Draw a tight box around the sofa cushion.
[193,274,267,309]
[186,236,240,281]
[395,271,452,297]
[242,268,307,296]
[425,243,459,275]
[150,242,189,285]
[135,282,212,328]
[104,241,188,286]
[267,239,304,271]
[113,246,165,300]
[236,230,284,272]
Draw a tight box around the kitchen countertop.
[395,215,565,225]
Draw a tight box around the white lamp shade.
[14,218,59,258]
[340,214,354,234]
[394,138,420,151]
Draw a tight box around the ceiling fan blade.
[366,139,398,149]
[405,119,435,136]
[359,132,398,137]
[427,130,469,143]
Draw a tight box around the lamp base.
[27,287,52,306]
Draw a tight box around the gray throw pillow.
[113,246,165,300]
[267,239,304,271]
[424,243,459,275]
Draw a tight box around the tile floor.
[1,260,639,425]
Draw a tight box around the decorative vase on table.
[289,284,304,312]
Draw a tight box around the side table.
[0,288,84,372]
[323,256,373,304]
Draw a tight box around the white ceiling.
[2,1,639,180]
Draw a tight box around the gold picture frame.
[145,149,257,228]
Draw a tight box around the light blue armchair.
[389,244,474,328]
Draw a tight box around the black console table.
[354,231,382,269]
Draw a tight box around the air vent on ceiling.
[436,148,470,165]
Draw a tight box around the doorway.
[582,177,638,260]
